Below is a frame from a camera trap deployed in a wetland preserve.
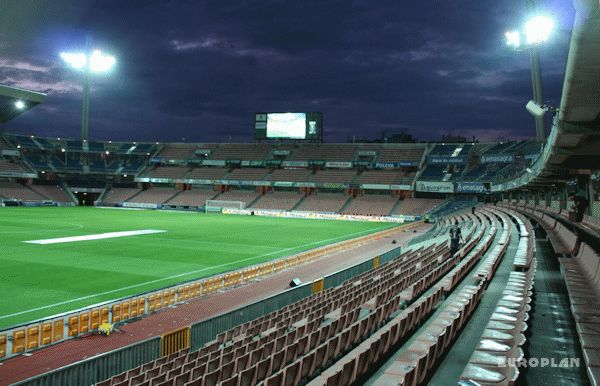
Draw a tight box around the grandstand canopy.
[0,84,46,123]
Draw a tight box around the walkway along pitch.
[0,223,431,386]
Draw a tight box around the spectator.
[449,220,463,255]
[570,194,589,222]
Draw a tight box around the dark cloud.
[0,0,574,142]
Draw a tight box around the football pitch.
[0,207,397,329]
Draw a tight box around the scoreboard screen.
[255,112,322,140]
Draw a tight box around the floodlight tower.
[505,2,554,143]
[61,40,116,142]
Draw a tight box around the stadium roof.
[0,84,46,123]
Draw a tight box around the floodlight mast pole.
[81,65,91,142]
[527,0,546,143]
[81,36,91,142]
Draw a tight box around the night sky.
[0,0,575,143]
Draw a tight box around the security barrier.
[12,329,25,353]
[312,278,324,294]
[162,326,190,356]
[41,322,52,346]
[1,222,415,361]
[26,326,39,350]
[0,334,6,358]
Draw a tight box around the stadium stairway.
[290,195,307,211]
[500,203,596,385]
[338,196,353,213]
[89,211,487,386]
[388,200,403,217]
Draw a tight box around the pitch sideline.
[1,223,399,321]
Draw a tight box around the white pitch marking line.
[1,224,395,320]
[23,229,167,245]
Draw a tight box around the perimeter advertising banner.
[222,208,407,223]
[415,180,454,193]
[373,161,418,168]
[455,182,487,193]
[282,161,309,168]
[481,154,514,163]
[325,161,353,168]
[426,156,468,165]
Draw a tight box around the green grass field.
[0,207,396,329]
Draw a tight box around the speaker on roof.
[289,278,302,287]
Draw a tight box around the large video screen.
[267,113,306,139]
[255,112,322,140]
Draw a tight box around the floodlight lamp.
[524,16,554,45]
[89,50,116,73]
[60,52,88,70]
[505,30,521,48]
[14,100,26,110]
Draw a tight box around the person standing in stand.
[449,220,464,255]
[569,194,589,222]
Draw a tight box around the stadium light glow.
[60,52,87,70]
[505,30,521,48]
[524,16,554,45]
[14,100,26,110]
[60,47,117,142]
[89,50,116,73]
[61,50,116,73]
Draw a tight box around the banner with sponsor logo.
[272,150,290,156]
[415,180,454,193]
[273,181,294,187]
[324,161,353,168]
[222,208,406,223]
[123,202,160,209]
[373,161,417,168]
[481,154,514,163]
[524,153,540,161]
[357,150,377,156]
[1,150,20,156]
[282,161,308,168]
[455,182,487,193]
[390,184,412,191]
[202,159,226,166]
[361,184,390,190]
[241,160,266,167]
[185,179,213,185]
[0,171,37,178]
[426,156,468,165]
[321,183,348,189]
[293,182,317,188]
[149,178,171,184]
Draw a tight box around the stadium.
[0,1,599,386]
